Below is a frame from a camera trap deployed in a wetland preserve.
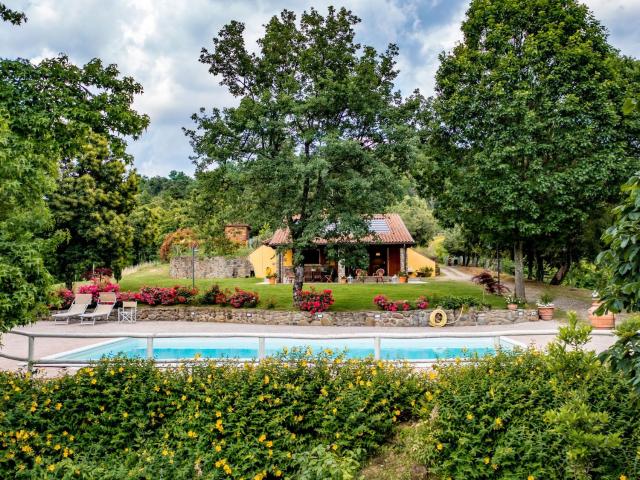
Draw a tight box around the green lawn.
[118,264,505,311]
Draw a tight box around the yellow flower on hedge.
[54,444,61,451]
[162,449,169,456]
[47,465,55,472]
[436,443,443,451]
[223,464,232,474]
[528,476,535,480]
[266,440,273,448]
[216,411,222,418]
[620,476,627,480]
[263,375,270,385]
[320,387,328,396]
[331,444,338,451]
[122,412,128,418]
[55,403,62,411]
[187,430,197,438]
[91,379,97,385]
[215,445,222,452]
[466,413,474,421]
[275,469,282,477]
[495,417,503,428]
[35,456,42,464]
[118,367,124,373]
[484,457,490,464]
[258,434,266,443]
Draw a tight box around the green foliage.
[186,7,419,294]
[564,259,610,291]
[538,291,556,306]
[389,196,438,246]
[0,354,426,478]
[410,313,640,479]
[0,114,57,331]
[0,3,26,25]
[418,0,640,299]
[128,204,162,263]
[599,316,640,393]
[598,172,640,312]
[49,134,138,284]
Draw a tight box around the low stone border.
[124,306,541,327]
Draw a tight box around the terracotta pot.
[339,278,347,284]
[268,277,276,285]
[398,276,408,284]
[538,306,555,320]
[588,301,615,329]
[507,303,518,311]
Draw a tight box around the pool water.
[51,337,517,362]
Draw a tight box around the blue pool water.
[51,337,517,362]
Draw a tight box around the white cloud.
[2,0,638,176]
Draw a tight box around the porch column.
[338,260,345,279]
[400,246,406,272]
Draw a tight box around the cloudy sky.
[2,0,639,177]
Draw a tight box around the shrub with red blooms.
[202,284,230,306]
[55,288,75,309]
[298,288,335,314]
[373,294,429,312]
[135,286,194,306]
[78,280,121,304]
[228,288,259,308]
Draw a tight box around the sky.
[2,0,639,177]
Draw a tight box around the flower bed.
[298,288,335,314]
[373,294,429,312]
[0,353,425,478]
[228,288,259,308]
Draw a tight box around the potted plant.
[398,271,409,284]
[537,292,555,320]
[339,275,348,284]
[587,291,615,329]
[265,269,278,285]
[505,295,518,311]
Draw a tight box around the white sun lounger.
[53,294,93,325]
[79,292,117,325]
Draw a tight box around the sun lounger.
[79,292,117,325]
[53,294,93,325]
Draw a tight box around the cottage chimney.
[224,224,251,245]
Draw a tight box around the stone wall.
[136,306,541,327]
[170,256,253,279]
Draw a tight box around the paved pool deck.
[0,319,617,373]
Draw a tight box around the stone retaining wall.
[135,306,541,327]
[169,256,253,279]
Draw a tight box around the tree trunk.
[550,260,571,285]
[535,254,545,282]
[527,249,534,280]
[292,264,304,305]
[513,240,526,300]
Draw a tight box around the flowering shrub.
[228,288,259,308]
[298,288,335,314]
[54,288,75,309]
[0,353,426,478]
[135,286,193,306]
[77,280,121,304]
[201,284,230,306]
[373,294,429,311]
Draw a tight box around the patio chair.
[118,301,137,323]
[355,269,366,283]
[322,268,335,283]
[52,294,93,325]
[79,292,117,325]
[374,268,385,283]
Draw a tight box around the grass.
[117,264,506,311]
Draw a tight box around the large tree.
[419,0,640,299]
[186,7,419,298]
[0,56,149,285]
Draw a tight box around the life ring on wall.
[429,309,448,327]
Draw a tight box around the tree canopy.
[418,0,640,299]
[186,6,420,296]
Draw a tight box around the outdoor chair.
[374,268,385,283]
[52,293,93,325]
[322,269,335,283]
[79,292,117,325]
[118,301,137,323]
[355,269,366,283]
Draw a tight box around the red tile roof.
[268,213,415,246]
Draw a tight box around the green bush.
[0,353,426,479]
[600,315,640,394]
[410,314,640,479]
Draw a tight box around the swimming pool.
[48,336,520,362]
